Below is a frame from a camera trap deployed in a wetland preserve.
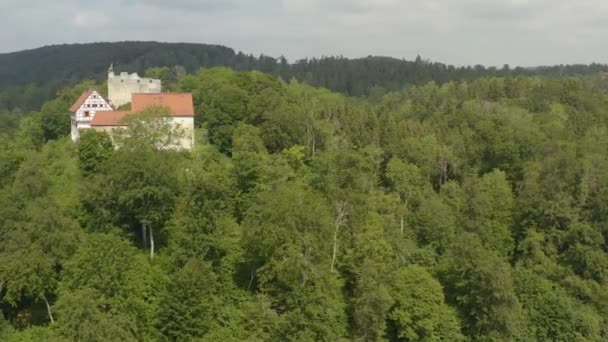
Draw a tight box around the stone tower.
[107,66,162,108]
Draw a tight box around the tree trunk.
[400,198,408,235]
[331,202,347,272]
[330,225,339,273]
[141,223,147,249]
[312,134,316,159]
[149,225,155,259]
[42,295,54,324]
[441,160,449,186]
[247,268,256,290]
[302,246,310,286]
[307,122,316,159]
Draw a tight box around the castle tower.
[107,66,162,108]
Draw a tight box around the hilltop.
[2,62,608,341]
[1,41,607,111]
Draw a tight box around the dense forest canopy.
[1,63,608,341]
[1,41,608,111]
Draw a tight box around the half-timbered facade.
[69,88,114,141]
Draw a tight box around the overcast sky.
[1,0,607,66]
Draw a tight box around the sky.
[1,0,607,67]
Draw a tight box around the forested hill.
[1,41,608,111]
[0,42,239,87]
[2,67,608,341]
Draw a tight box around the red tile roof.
[131,93,194,116]
[90,111,130,127]
[89,92,194,126]
[69,88,95,113]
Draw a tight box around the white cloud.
[1,0,607,67]
[335,0,399,11]
[121,0,240,12]
[282,0,321,13]
[72,12,111,29]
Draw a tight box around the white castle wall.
[108,71,162,108]
[92,116,194,150]
[171,116,195,150]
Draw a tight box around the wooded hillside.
[1,67,608,341]
[1,41,607,111]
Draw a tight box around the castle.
[107,64,161,108]
[69,66,194,150]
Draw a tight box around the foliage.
[77,130,113,174]
[2,42,608,111]
[113,106,186,151]
[55,233,160,341]
[387,265,463,341]
[1,66,608,341]
[156,259,217,341]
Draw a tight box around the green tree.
[465,170,515,257]
[414,195,458,251]
[157,259,218,341]
[231,123,271,195]
[514,268,603,341]
[242,182,347,341]
[386,157,429,235]
[348,210,397,341]
[77,129,113,174]
[0,143,81,326]
[145,67,172,88]
[0,313,14,340]
[4,326,60,342]
[439,234,523,340]
[82,111,181,257]
[166,143,239,270]
[54,288,136,342]
[0,136,24,189]
[55,233,160,341]
[387,265,463,341]
[113,106,185,151]
[83,148,178,257]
